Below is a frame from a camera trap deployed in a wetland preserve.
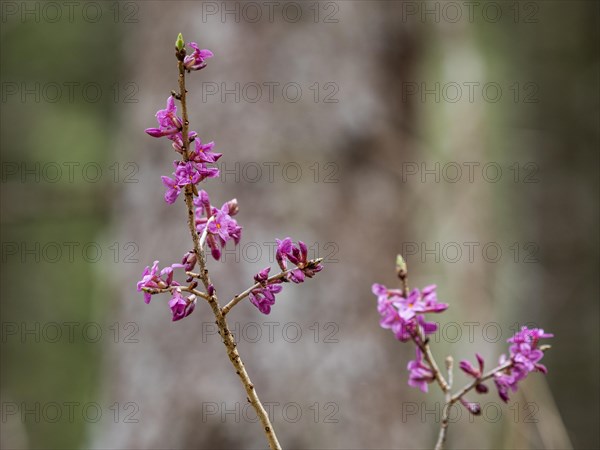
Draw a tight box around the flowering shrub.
[136,34,322,450]
[374,255,552,449]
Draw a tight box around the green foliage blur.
[1,13,122,449]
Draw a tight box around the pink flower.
[170,131,198,154]
[194,191,242,260]
[161,175,181,204]
[161,161,220,205]
[392,286,448,321]
[183,42,213,71]
[145,97,182,137]
[137,261,181,304]
[407,348,435,392]
[189,139,222,164]
[175,161,202,187]
[181,250,197,272]
[169,290,196,321]
[249,282,283,315]
[459,353,489,394]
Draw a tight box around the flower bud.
[254,267,271,284]
[460,398,481,415]
[226,198,239,216]
[181,250,197,271]
[396,254,408,279]
[176,33,185,51]
[184,295,197,318]
[475,383,489,394]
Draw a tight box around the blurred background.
[1,1,598,449]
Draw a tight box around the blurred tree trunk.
[93,2,597,449]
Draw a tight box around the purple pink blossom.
[161,161,220,204]
[276,237,323,283]
[459,353,489,394]
[169,290,196,321]
[407,348,435,392]
[248,267,283,315]
[493,327,553,402]
[170,131,198,154]
[145,97,182,138]
[183,42,213,71]
[136,261,181,304]
[249,283,283,315]
[189,139,222,164]
[373,283,447,342]
[194,191,242,260]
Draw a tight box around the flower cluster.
[248,267,283,314]
[136,261,180,304]
[275,238,323,283]
[137,34,325,449]
[194,190,242,260]
[145,95,222,205]
[457,327,552,407]
[373,283,448,342]
[492,327,553,402]
[138,39,231,321]
[246,238,324,315]
[137,260,197,322]
[138,37,323,324]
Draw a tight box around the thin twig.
[141,285,209,300]
[413,329,450,393]
[434,359,514,450]
[221,258,321,316]
[450,360,513,404]
[434,357,454,450]
[221,270,291,316]
[141,286,179,295]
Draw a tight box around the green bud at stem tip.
[176,33,185,51]
[396,254,408,278]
